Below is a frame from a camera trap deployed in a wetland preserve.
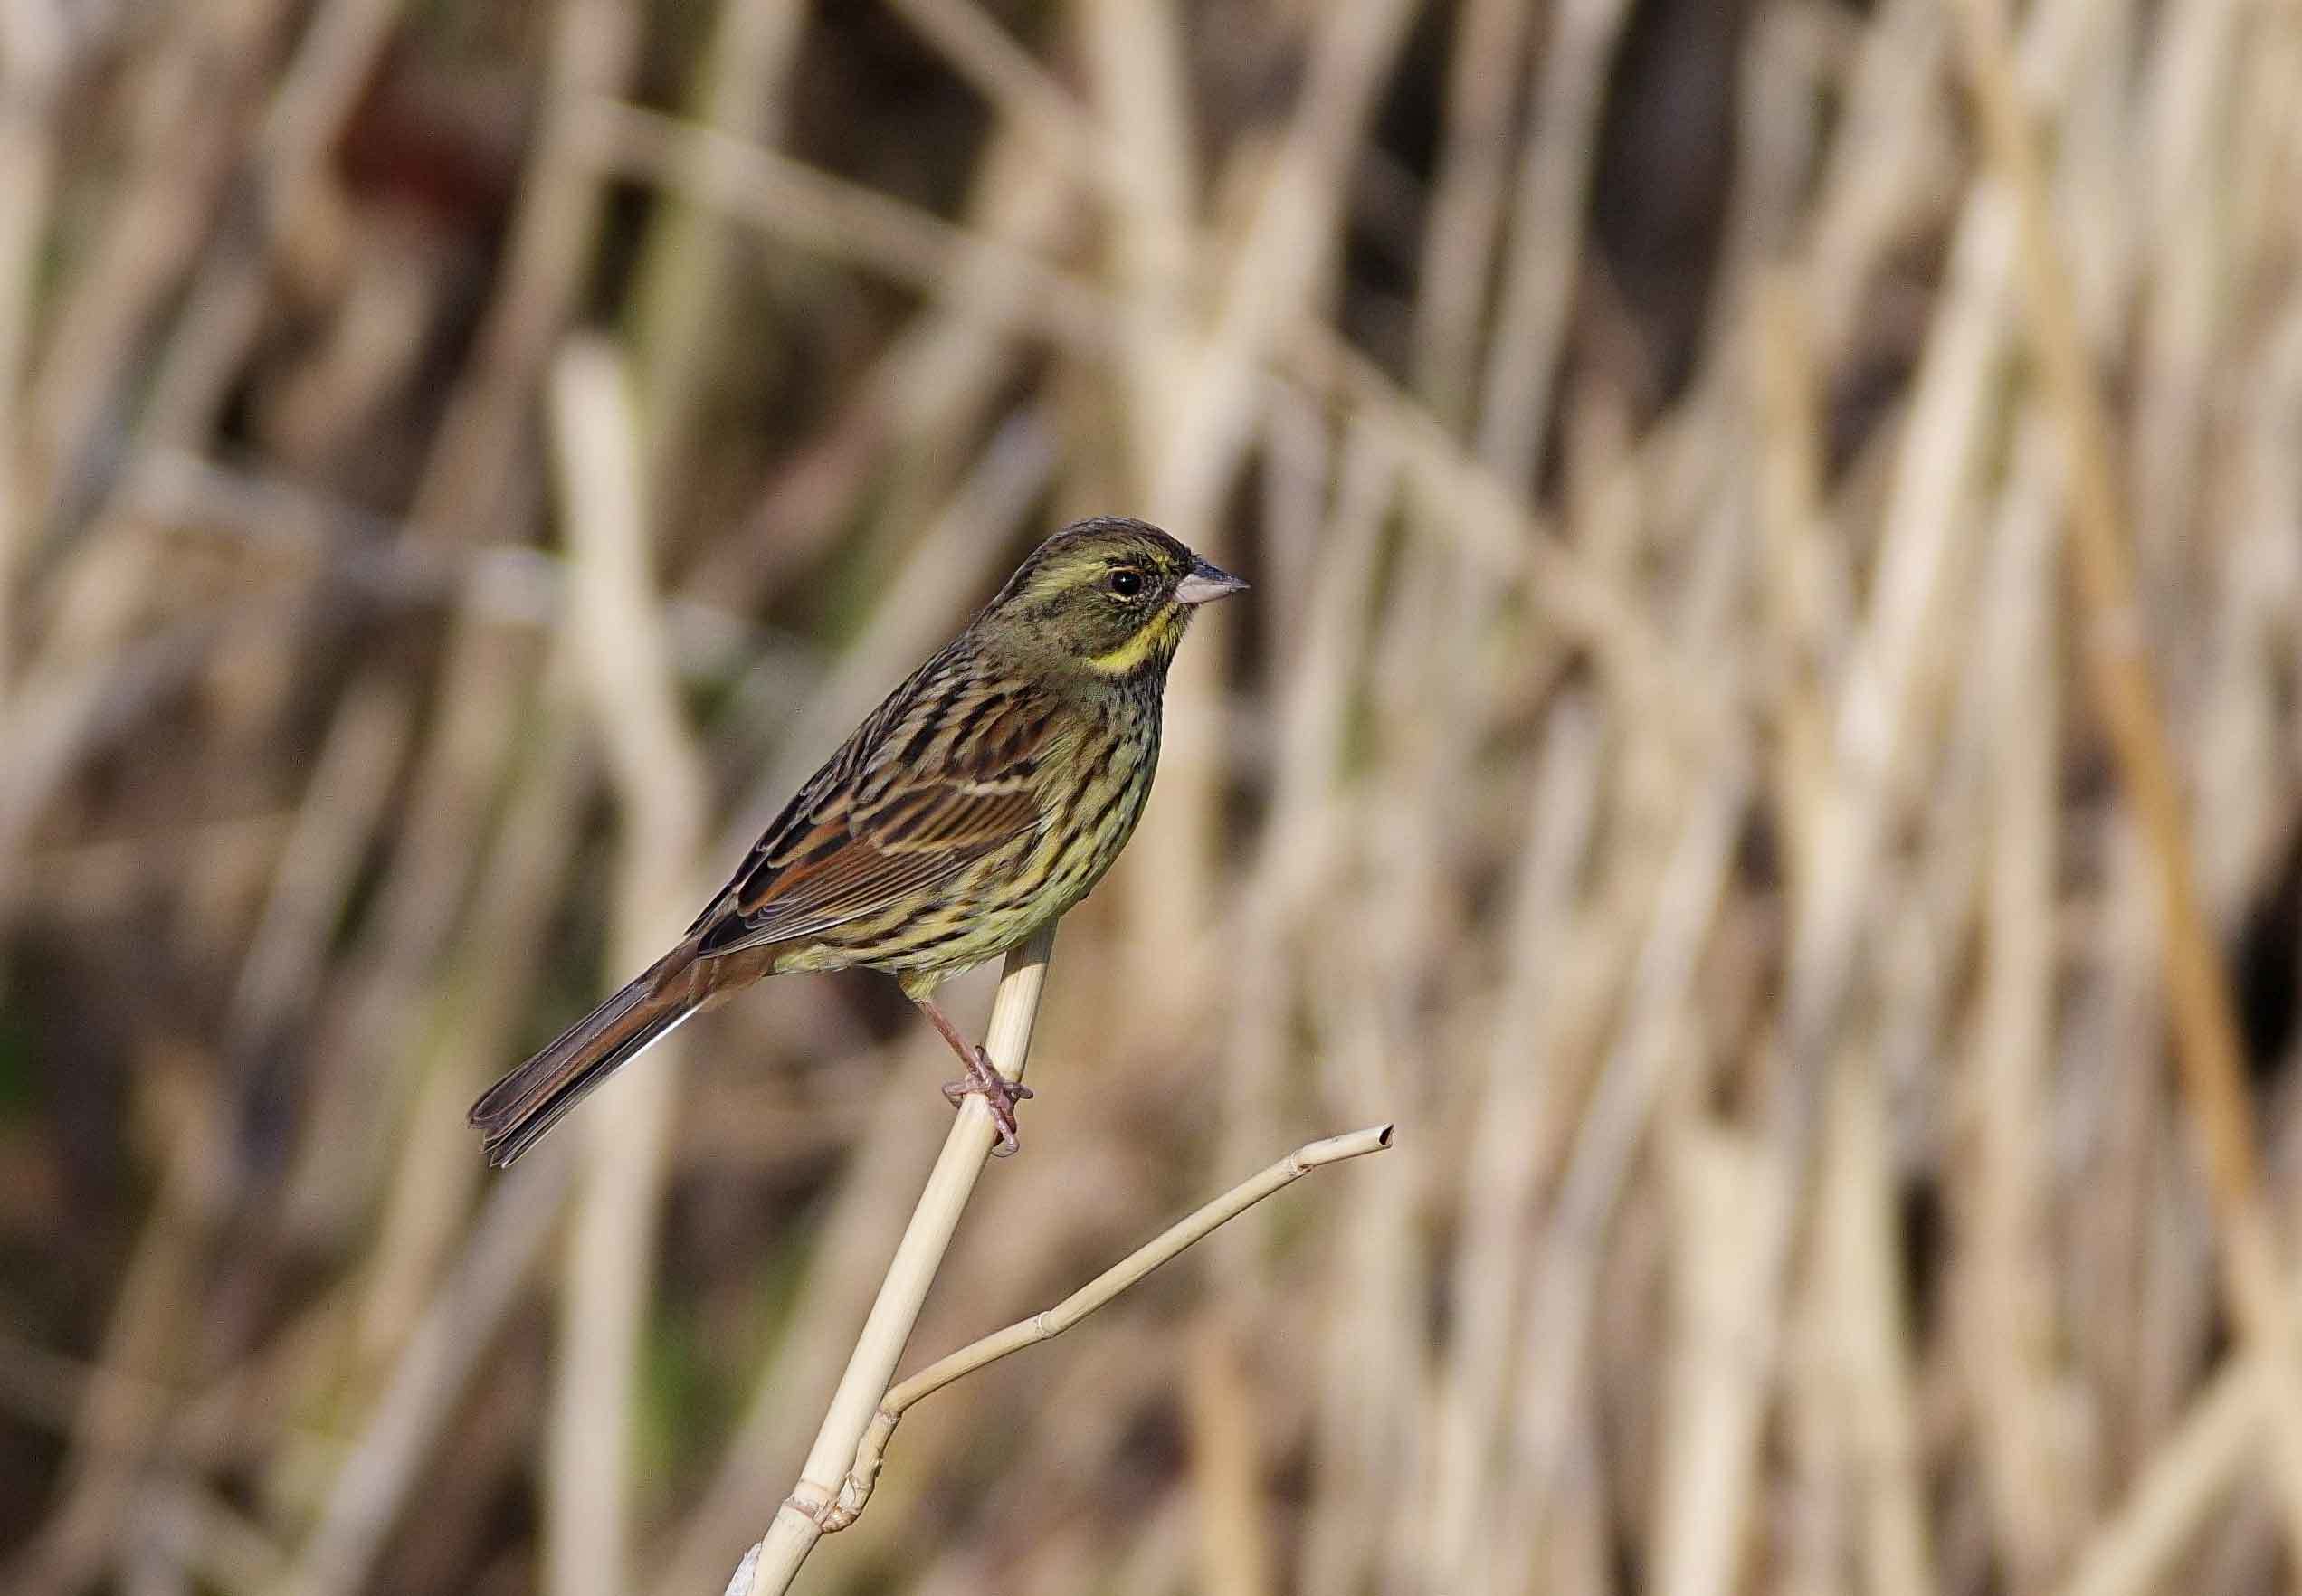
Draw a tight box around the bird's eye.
[1108,567,1145,598]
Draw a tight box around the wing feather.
[690,657,1061,956]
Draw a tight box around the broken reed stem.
[1945,0,2302,1557]
[729,926,1057,1596]
[721,924,1392,1595]
[825,1124,1397,1534]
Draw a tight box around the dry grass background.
[5,0,2302,1592]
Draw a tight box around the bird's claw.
[941,1047,1033,1157]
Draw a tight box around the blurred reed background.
[5,0,2302,1592]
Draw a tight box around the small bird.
[469,518,1245,1167]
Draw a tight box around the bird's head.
[984,518,1247,680]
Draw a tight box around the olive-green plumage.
[469,518,1244,1166]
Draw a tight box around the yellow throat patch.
[1085,608,1184,676]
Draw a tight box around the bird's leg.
[912,995,1033,1157]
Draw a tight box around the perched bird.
[469,518,1245,1167]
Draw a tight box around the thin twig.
[729,926,1060,1594]
[822,1125,1394,1534]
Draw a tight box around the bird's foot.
[941,1048,1033,1157]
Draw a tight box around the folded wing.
[690,662,1059,956]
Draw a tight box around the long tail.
[468,945,707,1168]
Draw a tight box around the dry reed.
[7,2,2302,1594]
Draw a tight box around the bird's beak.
[1174,558,1249,605]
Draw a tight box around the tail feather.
[469,948,703,1168]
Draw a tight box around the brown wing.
[688,651,1061,957]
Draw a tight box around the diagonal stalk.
[730,926,1057,1594]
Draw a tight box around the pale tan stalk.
[1495,768,1746,1574]
[1665,138,2016,1596]
[4,1091,228,1596]
[14,604,399,1596]
[1472,0,1634,487]
[24,0,286,526]
[1190,1322,1272,1596]
[354,702,595,1358]
[625,0,804,486]
[286,0,639,1230]
[680,127,1080,614]
[2129,0,2240,572]
[585,13,1736,755]
[1802,0,1954,360]
[141,1478,287,1592]
[33,0,2302,1583]
[1113,1491,1196,1596]
[1346,531,1537,1591]
[1819,1050,1936,1596]
[2183,310,2302,946]
[1299,1001,1422,1594]
[580,100,1115,356]
[543,337,710,1596]
[652,1059,962,1596]
[1216,419,1395,1204]
[222,678,414,1059]
[112,448,766,670]
[1651,1118,1785,1596]
[2059,1292,2302,1596]
[1367,351,1724,757]
[730,927,1058,1594]
[1964,415,2072,1589]
[578,98,1717,753]
[133,0,412,447]
[861,130,1092,572]
[410,0,634,541]
[1427,699,1606,1594]
[1749,273,1849,891]
[1949,0,2302,1553]
[1545,1408,1619,1596]
[820,1125,1393,1534]
[271,1157,575,1596]
[1074,0,1197,485]
[1118,0,1418,978]
[1414,0,1535,427]
[0,0,62,704]
[1781,183,2008,1057]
